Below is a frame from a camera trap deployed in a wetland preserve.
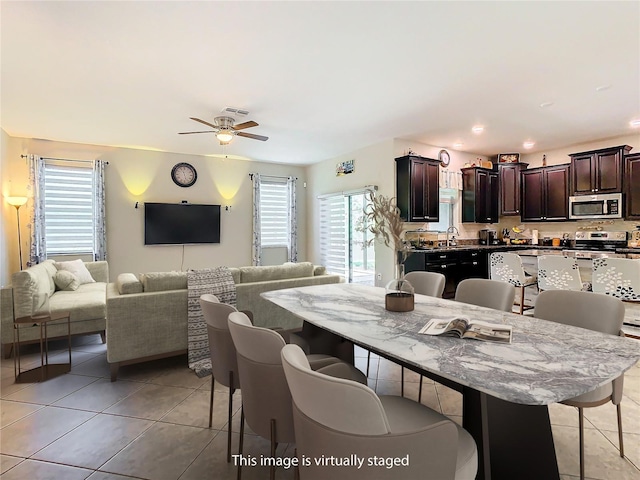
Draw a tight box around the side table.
[14,311,71,383]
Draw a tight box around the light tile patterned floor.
[1,335,639,479]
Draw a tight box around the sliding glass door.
[319,190,375,285]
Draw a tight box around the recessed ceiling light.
[630,119,640,128]
[540,102,554,108]
[471,125,484,134]
[454,142,463,148]
[523,141,535,149]
[595,84,612,92]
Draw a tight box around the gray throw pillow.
[54,270,80,291]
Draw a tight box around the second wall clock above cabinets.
[570,145,631,195]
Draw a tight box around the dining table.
[262,283,640,480]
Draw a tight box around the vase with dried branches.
[363,192,415,312]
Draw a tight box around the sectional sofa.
[1,260,108,358]
[106,262,342,380]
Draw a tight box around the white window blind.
[44,163,95,255]
[319,194,348,277]
[260,179,289,247]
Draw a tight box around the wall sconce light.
[5,196,28,270]
[225,205,232,212]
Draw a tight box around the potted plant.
[363,192,414,312]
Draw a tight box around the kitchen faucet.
[446,226,460,247]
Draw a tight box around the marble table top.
[263,284,640,406]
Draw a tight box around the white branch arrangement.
[363,192,411,265]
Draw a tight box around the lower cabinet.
[405,249,488,299]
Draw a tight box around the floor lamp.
[6,196,28,270]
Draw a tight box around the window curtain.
[287,176,297,263]
[27,155,46,266]
[93,159,107,261]
[439,169,463,190]
[251,173,262,266]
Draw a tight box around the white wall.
[1,132,30,285]
[1,133,307,281]
[306,139,395,286]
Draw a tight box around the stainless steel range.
[562,231,628,259]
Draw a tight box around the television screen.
[144,202,221,245]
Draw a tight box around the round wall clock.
[171,162,197,187]
[438,149,451,167]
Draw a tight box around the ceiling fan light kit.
[179,115,268,144]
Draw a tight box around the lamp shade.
[6,196,28,207]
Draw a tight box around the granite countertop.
[409,244,566,253]
[263,284,640,406]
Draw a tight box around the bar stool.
[537,255,589,292]
[592,257,640,301]
[490,252,537,314]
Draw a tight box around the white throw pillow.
[56,259,95,284]
[54,270,80,291]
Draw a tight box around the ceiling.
[2,1,639,165]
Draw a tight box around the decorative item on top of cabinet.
[521,164,570,222]
[395,155,440,222]
[498,162,528,216]
[625,152,640,219]
[570,145,631,195]
[461,166,499,223]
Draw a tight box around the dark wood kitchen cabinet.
[626,153,640,219]
[521,164,570,222]
[570,145,631,195]
[404,249,488,299]
[498,162,528,216]
[462,167,499,223]
[395,155,440,222]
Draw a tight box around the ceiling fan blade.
[237,131,269,141]
[190,117,218,129]
[178,130,216,135]
[232,120,258,131]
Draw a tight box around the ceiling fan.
[179,116,268,145]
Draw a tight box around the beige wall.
[0,132,307,282]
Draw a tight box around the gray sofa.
[106,262,342,380]
[1,260,109,358]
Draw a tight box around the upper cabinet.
[498,162,528,216]
[626,153,640,220]
[462,167,499,223]
[521,164,570,222]
[570,145,631,195]
[395,155,440,222]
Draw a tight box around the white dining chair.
[489,252,537,314]
[534,290,626,480]
[281,343,478,480]
[537,255,587,292]
[592,257,640,301]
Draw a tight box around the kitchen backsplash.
[404,218,640,243]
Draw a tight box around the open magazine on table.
[419,316,513,343]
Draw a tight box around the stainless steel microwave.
[569,193,623,220]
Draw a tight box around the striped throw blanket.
[186,267,236,377]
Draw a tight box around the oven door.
[569,194,622,219]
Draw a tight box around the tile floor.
[1,334,639,480]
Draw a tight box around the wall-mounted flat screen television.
[144,202,221,245]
